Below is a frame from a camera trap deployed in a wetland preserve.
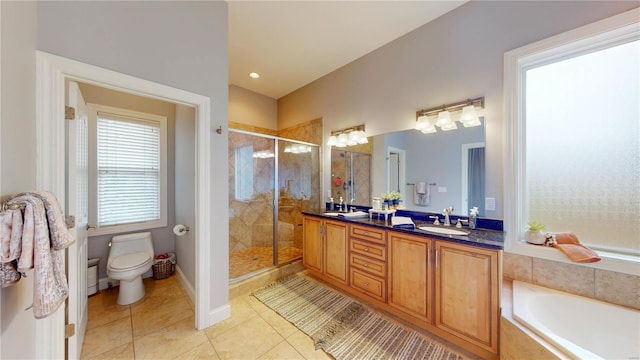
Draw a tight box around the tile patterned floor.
[81,275,331,360]
[229,246,302,280]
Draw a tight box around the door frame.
[35,51,217,356]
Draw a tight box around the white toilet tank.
[109,232,154,258]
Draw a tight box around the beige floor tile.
[81,317,133,359]
[132,278,188,315]
[86,288,131,329]
[83,342,134,360]
[203,297,258,339]
[285,331,332,360]
[257,309,299,338]
[134,316,209,359]
[132,295,194,338]
[173,341,220,360]
[209,316,284,360]
[243,293,273,314]
[257,340,305,360]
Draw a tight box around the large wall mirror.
[330,120,485,216]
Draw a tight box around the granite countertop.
[303,209,504,250]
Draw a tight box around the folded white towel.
[414,182,430,206]
[391,216,415,229]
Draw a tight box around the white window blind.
[97,113,161,227]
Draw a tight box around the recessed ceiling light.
[249,72,260,79]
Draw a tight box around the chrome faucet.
[339,196,345,212]
[442,206,454,226]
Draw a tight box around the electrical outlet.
[438,187,447,193]
[485,197,496,211]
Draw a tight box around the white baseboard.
[203,304,231,331]
[175,265,195,305]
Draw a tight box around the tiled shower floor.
[229,246,302,280]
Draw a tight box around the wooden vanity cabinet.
[388,232,433,324]
[435,241,501,355]
[302,215,501,359]
[302,216,348,285]
[348,224,387,302]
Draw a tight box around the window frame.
[87,103,168,236]
[503,8,640,275]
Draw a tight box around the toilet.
[107,232,154,305]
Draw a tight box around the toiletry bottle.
[469,207,479,229]
[328,197,334,211]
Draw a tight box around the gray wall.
[278,1,639,220]
[175,105,197,289]
[37,0,229,320]
[0,3,228,357]
[1,2,38,358]
[78,83,177,280]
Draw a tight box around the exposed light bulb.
[249,72,260,79]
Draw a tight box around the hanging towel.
[1,208,23,263]
[7,194,70,318]
[11,191,75,250]
[414,182,430,206]
[545,232,601,263]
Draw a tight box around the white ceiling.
[228,1,467,99]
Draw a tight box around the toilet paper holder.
[173,224,190,236]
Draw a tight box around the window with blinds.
[88,104,167,235]
[97,114,160,226]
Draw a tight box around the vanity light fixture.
[415,97,484,133]
[328,124,368,147]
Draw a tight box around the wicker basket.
[152,253,176,280]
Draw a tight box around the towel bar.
[406,182,436,186]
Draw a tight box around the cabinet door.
[435,241,500,354]
[324,220,348,284]
[302,216,323,273]
[388,233,433,323]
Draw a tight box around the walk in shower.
[228,130,320,281]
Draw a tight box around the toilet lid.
[110,252,152,270]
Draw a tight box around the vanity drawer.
[350,239,387,261]
[350,225,386,245]
[351,268,386,302]
[350,253,386,278]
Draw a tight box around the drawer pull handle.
[363,282,369,286]
[364,263,368,267]
[364,232,369,236]
[363,247,369,252]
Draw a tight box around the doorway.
[35,51,221,359]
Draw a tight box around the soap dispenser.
[469,207,479,229]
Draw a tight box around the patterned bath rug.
[252,275,467,360]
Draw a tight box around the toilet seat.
[109,252,152,271]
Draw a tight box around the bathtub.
[512,280,640,360]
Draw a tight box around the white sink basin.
[418,226,469,236]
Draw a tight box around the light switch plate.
[438,187,447,193]
[485,197,496,211]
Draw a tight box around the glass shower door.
[228,132,275,280]
[276,140,320,265]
